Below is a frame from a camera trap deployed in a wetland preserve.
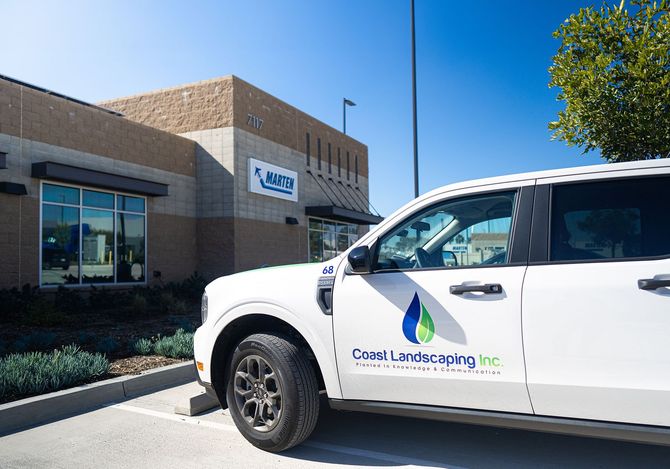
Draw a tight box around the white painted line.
[109,403,462,469]
[108,403,238,432]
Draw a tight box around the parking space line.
[108,403,238,432]
[108,403,460,468]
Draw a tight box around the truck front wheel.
[226,333,320,452]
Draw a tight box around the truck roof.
[419,158,670,202]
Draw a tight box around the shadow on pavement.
[279,398,670,468]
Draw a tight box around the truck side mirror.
[348,246,372,274]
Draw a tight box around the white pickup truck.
[194,159,670,451]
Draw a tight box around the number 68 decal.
[322,265,334,275]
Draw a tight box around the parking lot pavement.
[1,382,668,469]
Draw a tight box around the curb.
[0,361,196,436]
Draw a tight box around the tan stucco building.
[0,74,380,289]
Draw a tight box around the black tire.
[226,333,319,452]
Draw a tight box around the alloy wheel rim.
[233,355,282,432]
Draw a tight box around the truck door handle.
[450,283,503,295]
[638,278,670,290]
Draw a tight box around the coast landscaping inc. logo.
[402,292,435,344]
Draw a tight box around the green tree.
[549,0,670,162]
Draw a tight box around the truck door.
[332,182,535,413]
[523,173,670,426]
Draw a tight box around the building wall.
[98,77,235,136]
[0,79,196,177]
[0,78,198,289]
[99,75,369,180]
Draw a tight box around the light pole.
[411,0,419,198]
[343,98,356,134]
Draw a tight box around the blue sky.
[2,0,606,216]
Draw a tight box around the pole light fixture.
[343,98,356,135]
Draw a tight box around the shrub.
[131,294,148,315]
[0,345,109,401]
[153,329,194,359]
[89,286,127,312]
[170,316,195,333]
[95,337,120,355]
[77,331,97,346]
[158,292,178,314]
[0,287,24,323]
[54,286,86,315]
[23,298,67,327]
[179,272,207,301]
[133,338,153,356]
[12,331,57,353]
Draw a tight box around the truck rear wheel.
[226,333,319,452]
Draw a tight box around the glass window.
[83,190,114,209]
[82,209,114,283]
[117,195,145,213]
[309,230,323,263]
[375,191,516,271]
[117,213,146,282]
[43,183,79,205]
[306,132,311,166]
[550,177,670,262]
[40,183,147,285]
[308,217,359,262]
[317,137,322,170]
[41,204,79,285]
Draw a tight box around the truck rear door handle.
[450,283,503,295]
[638,278,670,290]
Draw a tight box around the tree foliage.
[549,0,670,162]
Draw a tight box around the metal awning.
[305,205,384,225]
[32,161,169,196]
[305,170,383,225]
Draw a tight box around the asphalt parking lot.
[0,382,668,469]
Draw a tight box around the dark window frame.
[317,138,322,170]
[306,132,311,166]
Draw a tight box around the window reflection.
[41,205,79,285]
[117,213,145,282]
[308,218,359,262]
[82,209,114,283]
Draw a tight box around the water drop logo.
[402,292,435,344]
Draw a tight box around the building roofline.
[0,73,123,117]
[98,74,367,150]
[96,75,235,104]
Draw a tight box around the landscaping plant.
[0,345,109,401]
[153,329,194,359]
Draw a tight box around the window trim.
[369,188,525,274]
[39,180,148,288]
[531,174,670,266]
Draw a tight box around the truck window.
[550,176,670,261]
[374,191,517,271]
